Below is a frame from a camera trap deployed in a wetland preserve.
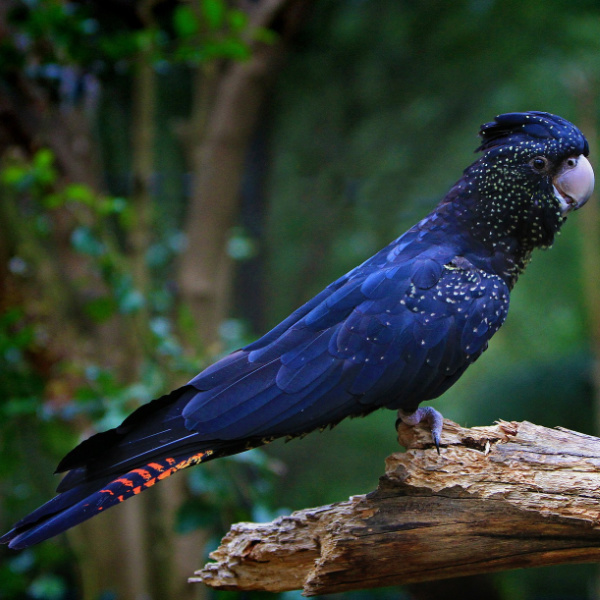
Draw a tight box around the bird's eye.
[566,157,577,168]
[531,156,549,172]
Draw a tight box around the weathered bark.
[193,419,600,596]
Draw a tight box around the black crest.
[477,111,589,157]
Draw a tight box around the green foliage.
[0,2,281,599]
[0,147,199,407]
[172,0,277,63]
[4,0,277,81]
[0,143,280,598]
[0,308,40,424]
[0,544,74,600]
[1,148,57,192]
[0,305,77,599]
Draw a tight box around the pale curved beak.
[553,154,595,215]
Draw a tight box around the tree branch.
[176,0,311,349]
[191,419,600,596]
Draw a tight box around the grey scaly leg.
[397,407,443,454]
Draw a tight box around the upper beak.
[553,154,595,215]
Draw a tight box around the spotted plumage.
[2,111,594,549]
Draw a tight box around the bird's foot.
[397,406,443,454]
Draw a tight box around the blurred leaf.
[253,27,279,45]
[32,148,54,171]
[111,274,145,314]
[213,38,250,60]
[1,148,57,192]
[146,242,171,268]
[7,550,36,574]
[42,192,65,208]
[134,28,158,53]
[64,182,95,205]
[173,5,199,38]
[176,303,200,347]
[118,288,145,313]
[227,227,258,260]
[28,574,67,600]
[227,9,248,33]
[99,30,138,61]
[148,288,173,312]
[149,316,171,339]
[1,164,28,187]
[201,0,226,30]
[84,296,118,323]
[1,397,39,418]
[98,196,128,216]
[70,225,104,256]
[32,149,57,187]
[219,318,251,351]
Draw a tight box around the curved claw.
[397,406,443,454]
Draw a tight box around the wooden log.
[190,419,600,596]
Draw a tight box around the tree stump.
[191,419,600,595]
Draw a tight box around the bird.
[1,111,594,550]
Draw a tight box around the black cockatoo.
[2,111,594,550]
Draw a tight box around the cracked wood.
[191,420,600,595]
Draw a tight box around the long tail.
[1,383,264,550]
[0,448,217,550]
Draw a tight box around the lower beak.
[553,154,595,215]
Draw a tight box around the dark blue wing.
[181,251,509,441]
[62,231,507,462]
